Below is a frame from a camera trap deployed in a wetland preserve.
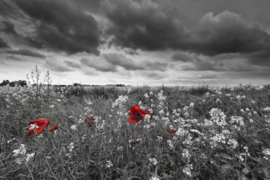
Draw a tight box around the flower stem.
[24,162,35,180]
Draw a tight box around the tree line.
[0,80,27,87]
[0,80,127,87]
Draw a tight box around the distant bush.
[0,80,27,87]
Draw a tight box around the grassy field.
[1,69,270,180]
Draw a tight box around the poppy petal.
[28,118,50,135]
[144,110,150,114]
[84,116,96,130]
[49,123,58,132]
[127,116,140,124]
[127,104,150,124]
[165,128,176,135]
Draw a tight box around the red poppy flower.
[27,117,50,135]
[115,105,119,109]
[127,104,150,124]
[165,128,176,135]
[49,123,58,132]
[84,116,95,130]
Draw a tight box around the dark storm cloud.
[103,53,170,71]
[245,51,270,66]
[141,72,168,80]
[6,55,22,61]
[64,60,81,69]
[0,37,9,48]
[103,53,143,71]
[197,74,218,79]
[143,60,169,72]
[81,57,117,72]
[1,21,17,35]
[171,53,194,62]
[188,11,270,56]
[102,0,187,51]
[0,0,21,17]
[125,49,139,56]
[181,56,255,72]
[80,53,172,72]
[220,67,270,80]
[102,0,270,65]
[45,60,74,72]
[14,0,100,55]
[70,0,102,15]
[5,49,46,59]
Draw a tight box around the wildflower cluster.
[13,144,35,165]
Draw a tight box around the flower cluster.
[112,95,129,109]
[13,144,35,165]
[209,108,227,127]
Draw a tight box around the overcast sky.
[0,0,270,86]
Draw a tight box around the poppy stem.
[124,121,130,163]
[48,132,56,150]
[132,124,136,138]
[80,142,89,180]
[24,162,35,180]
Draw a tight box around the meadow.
[1,68,270,180]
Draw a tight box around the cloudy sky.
[0,0,270,86]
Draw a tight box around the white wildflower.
[29,123,39,130]
[149,158,158,165]
[167,140,174,149]
[182,149,191,162]
[70,125,77,130]
[13,144,26,157]
[176,127,188,136]
[144,93,149,99]
[190,129,204,136]
[106,160,113,168]
[25,153,35,162]
[67,142,74,152]
[117,146,123,151]
[150,176,160,180]
[263,107,270,112]
[263,149,270,156]
[228,139,238,149]
[183,164,193,177]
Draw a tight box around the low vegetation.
[1,67,270,179]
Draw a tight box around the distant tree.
[1,80,10,86]
[115,84,125,87]
[0,80,27,87]
[10,81,19,87]
[18,80,27,87]
[9,81,16,87]
[73,83,81,86]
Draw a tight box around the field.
[1,69,270,180]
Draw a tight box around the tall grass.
[1,68,270,179]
